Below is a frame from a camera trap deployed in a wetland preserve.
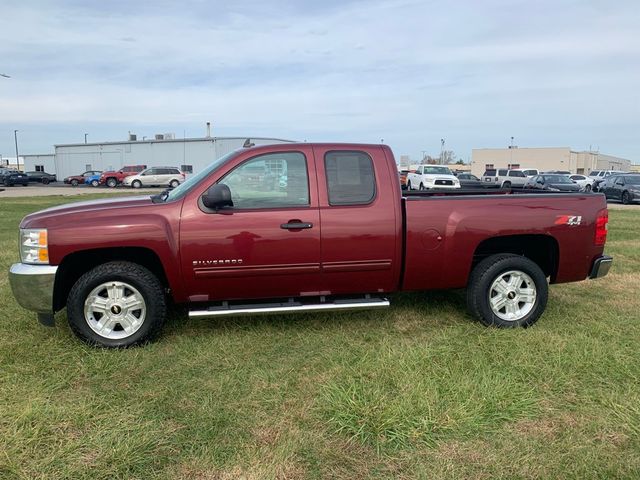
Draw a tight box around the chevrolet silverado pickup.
[9,143,612,347]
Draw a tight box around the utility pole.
[14,130,20,171]
[510,136,514,167]
[421,150,427,164]
[84,133,88,144]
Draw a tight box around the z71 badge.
[555,215,582,226]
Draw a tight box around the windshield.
[423,166,453,175]
[163,150,241,202]
[545,175,573,184]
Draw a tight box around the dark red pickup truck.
[9,143,612,347]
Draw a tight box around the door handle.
[280,221,313,230]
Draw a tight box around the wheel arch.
[53,247,171,312]
[471,234,559,282]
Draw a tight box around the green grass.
[1,195,639,479]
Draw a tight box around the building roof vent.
[155,134,164,140]
[129,134,137,141]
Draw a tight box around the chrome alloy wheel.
[83,281,146,339]
[488,270,537,321]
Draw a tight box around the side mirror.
[202,183,233,210]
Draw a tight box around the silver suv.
[481,168,539,188]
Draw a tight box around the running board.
[189,296,390,318]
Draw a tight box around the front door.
[180,147,321,302]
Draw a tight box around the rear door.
[313,146,401,295]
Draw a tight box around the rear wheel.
[169,179,179,188]
[42,178,50,185]
[584,184,591,192]
[407,180,412,190]
[419,183,425,190]
[502,181,511,189]
[22,183,28,187]
[106,178,118,188]
[622,191,631,205]
[90,179,99,187]
[466,254,548,328]
[66,261,166,347]
[71,179,79,186]
[132,180,142,189]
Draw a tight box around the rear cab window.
[324,151,376,205]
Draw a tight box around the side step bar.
[189,296,390,318]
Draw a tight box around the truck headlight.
[20,228,49,264]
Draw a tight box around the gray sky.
[1,0,639,162]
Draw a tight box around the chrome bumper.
[589,255,613,279]
[9,263,58,314]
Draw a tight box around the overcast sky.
[1,0,639,162]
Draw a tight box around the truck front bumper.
[589,255,613,279]
[9,263,58,325]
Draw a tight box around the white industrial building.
[22,135,295,180]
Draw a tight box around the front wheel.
[466,254,548,328]
[106,178,118,188]
[407,180,412,190]
[66,261,166,347]
[71,179,79,186]
[132,180,142,189]
[42,178,50,185]
[622,191,631,205]
[584,184,591,192]
[169,179,179,188]
[419,183,425,190]
[90,179,99,187]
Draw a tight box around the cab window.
[218,152,309,209]
[324,151,376,206]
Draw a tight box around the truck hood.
[21,196,154,228]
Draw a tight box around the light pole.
[14,130,20,171]
[440,138,445,165]
[84,133,88,144]
[510,136,514,167]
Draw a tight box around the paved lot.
[0,183,162,198]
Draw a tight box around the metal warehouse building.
[24,135,294,180]
[471,147,633,177]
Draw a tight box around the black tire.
[106,177,118,188]
[42,178,50,185]
[66,261,167,347]
[466,254,548,328]
[502,181,511,189]
[584,184,591,192]
[71,179,79,186]
[419,183,425,190]
[407,180,412,190]
[169,179,179,188]
[90,179,99,187]
[622,191,631,205]
[22,183,28,187]
[132,180,142,189]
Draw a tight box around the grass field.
[1,195,639,479]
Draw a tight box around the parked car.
[599,174,640,204]
[406,165,460,190]
[542,170,571,175]
[1,169,29,186]
[99,165,147,187]
[8,143,612,347]
[481,168,539,188]
[64,170,102,186]
[569,174,595,192]
[589,170,627,192]
[85,173,102,187]
[524,174,581,192]
[398,170,409,190]
[26,171,57,184]
[456,173,483,188]
[122,167,185,188]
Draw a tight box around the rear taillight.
[594,209,608,246]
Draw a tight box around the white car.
[481,168,539,188]
[123,167,185,188]
[569,174,595,192]
[406,165,460,190]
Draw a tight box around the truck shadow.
[164,289,471,336]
